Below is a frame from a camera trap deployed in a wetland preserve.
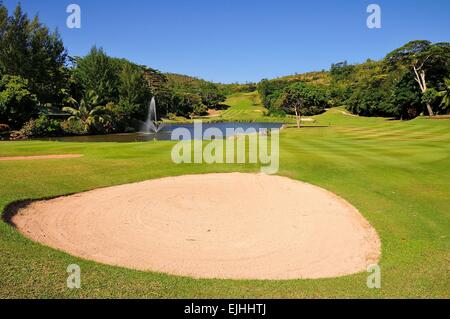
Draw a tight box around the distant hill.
[165,73,257,95]
[272,70,331,86]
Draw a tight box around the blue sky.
[3,0,450,83]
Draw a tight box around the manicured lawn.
[216,91,289,123]
[0,102,449,298]
[220,92,268,121]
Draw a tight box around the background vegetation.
[0,3,231,138]
[259,42,450,120]
[0,2,449,139]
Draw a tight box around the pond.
[35,122,284,142]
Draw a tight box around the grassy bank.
[0,100,449,298]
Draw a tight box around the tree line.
[258,41,450,125]
[1,3,449,138]
[0,3,227,138]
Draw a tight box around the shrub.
[35,116,63,136]
[19,116,62,137]
[18,119,37,137]
[61,119,88,136]
[265,108,286,117]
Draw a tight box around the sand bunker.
[10,173,380,280]
[0,154,83,161]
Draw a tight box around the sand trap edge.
[3,173,382,281]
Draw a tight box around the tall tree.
[199,83,226,109]
[117,61,150,106]
[385,40,450,116]
[280,83,328,128]
[0,75,38,128]
[0,5,8,73]
[0,3,68,106]
[438,78,450,111]
[73,47,120,105]
[389,71,422,119]
[114,61,152,126]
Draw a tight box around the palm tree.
[63,91,111,133]
[438,78,450,110]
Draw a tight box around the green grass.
[202,91,289,123]
[220,92,268,121]
[0,97,449,298]
[215,91,323,125]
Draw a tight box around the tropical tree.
[199,83,226,109]
[438,78,450,111]
[115,60,151,126]
[258,79,289,109]
[0,75,38,128]
[118,61,150,106]
[280,83,328,128]
[421,88,439,112]
[0,4,7,48]
[62,91,111,133]
[0,3,68,106]
[73,47,120,105]
[182,93,206,118]
[389,71,422,119]
[385,40,450,116]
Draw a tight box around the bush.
[18,119,36,137]
[265,108,286,117]
[61,119,88,136]
[19,116,62,137]
[34,116,63,136]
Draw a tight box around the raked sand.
[11,173,381,280]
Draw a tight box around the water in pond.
[36,122,284,142]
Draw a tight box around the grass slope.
[220,92,268,121]
[0,97,449,298]
[166,91,287,123]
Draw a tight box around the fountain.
[141,97,164,133]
